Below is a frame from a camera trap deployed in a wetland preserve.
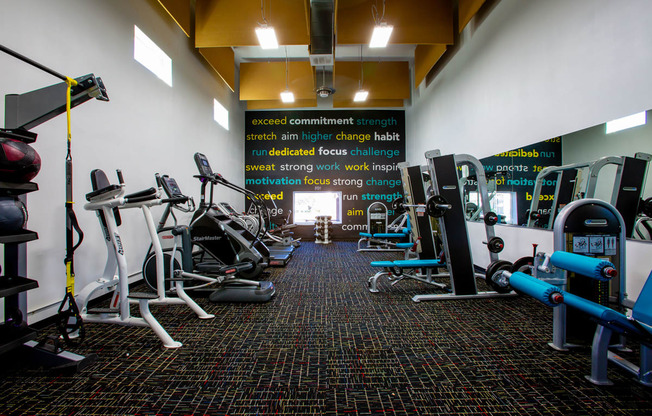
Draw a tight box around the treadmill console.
[219,202,239,216]
[161,175,183,198]
[194,152,214,178]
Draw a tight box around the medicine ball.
[0,138,41,182]
[0,197,28,234]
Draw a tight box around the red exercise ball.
[0,138,41,182]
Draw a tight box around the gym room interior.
[1,0,651,414]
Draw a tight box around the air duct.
[309,0,334,67]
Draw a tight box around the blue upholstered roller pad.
[550,251,615,281]
[370,261,398,268]
[374,233,407,238]
[396,243,414,249]
[359,232,373,238]
[370,259,444,269]
[509,272,564,307]
[632,270,652,330]
[561,291,644,335]
[394,259,443,268]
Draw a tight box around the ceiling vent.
[309,54,334,67]
[309,0,334,67]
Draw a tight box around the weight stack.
[314,215,333,244]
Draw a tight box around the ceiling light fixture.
[370,0,392,48]
[354,45,368,102]
[281,46,294,103]
[354,90,369,102]
[256,0,278,49]
[280,90,295,103]
[315,67,335,98]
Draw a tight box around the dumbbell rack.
[0,180,39,356]
[314,215,333,244]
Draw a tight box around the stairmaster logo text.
[192,236,223,242]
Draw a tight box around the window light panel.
[213,99,229,130]
[605,111,646,134]
[134,25,172,86]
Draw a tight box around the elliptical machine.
[192,152,292,267]
[142,168,275,302]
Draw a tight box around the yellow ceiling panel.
[459,0,486,32]
[157,0,192,37]
[195,0,310,47]
[199,47,236,92]
[337,0,453,45]
[333,99,404,108]
[247,99,318,110]
[334,61,410,101]
[414,44,447,87]
[240,61,315,101]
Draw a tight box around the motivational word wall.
[478,137,562,225]
[245,110,405,239]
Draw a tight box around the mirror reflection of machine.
[527,152,651,238]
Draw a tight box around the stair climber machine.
[142,172,276,303]
[193,152,293,267]
[256,196,301,252]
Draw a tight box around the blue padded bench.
[357,228,411,252]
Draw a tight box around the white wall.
[407,0,652,300]
[0,0,244,321]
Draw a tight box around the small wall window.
[134,25,172,86]
[605,111,646,134]
[293,191,342,224]
[213,99,229,130]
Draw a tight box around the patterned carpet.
[1,241,651,415]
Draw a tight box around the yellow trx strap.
[64,76,77,295]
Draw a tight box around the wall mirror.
[462,109,652,241]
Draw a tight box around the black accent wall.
[245,110,406,239]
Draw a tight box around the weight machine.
[368,151,513,301]
[487,199,651,386]
[357,202,411,252]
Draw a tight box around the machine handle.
[116,169,124,184]
[162,196,190,204]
